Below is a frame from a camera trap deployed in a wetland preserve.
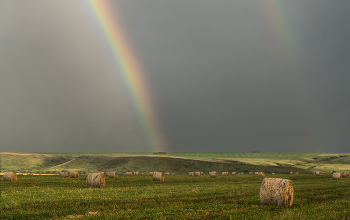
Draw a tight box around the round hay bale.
[3,172,17,181]
[255,172,259,175]
[152,172,164,181]
[106,172,118,178]
[164,172,170,175]
[189,172,195,176]
[232,172,236,175]
[70,172,80,178]
[272,173,275,175]
[347,171,350,176]
[249,172,253,175]
[290,172,293,175]
[341,172,347,178]
[222,172,229,176]
[332,172,341,180]
[260,178,294,207]
[141,173,144,175]
[315,171,321,175]
[61,172,69,177]
[209,171,217,178]
[149,172,154,176]
[86,173,106,188]
[258,172,265,177]
[240,173,244,175]
[125,172,133,175]
[195,171,202,176]
[295,172,299,175]
[134,171,141,176]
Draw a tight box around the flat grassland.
[1,174,350,219]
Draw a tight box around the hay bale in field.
[152,172,164,181]
[249,172,253,175]
[258,172,265,177]
[189,172,195,176]
[290,172,293,175]
[232,172,236,175]
[332,172,341,180]
[125,172,133,175]
[222,172,229,176]
[134,171,141,176]
[295,172,299,175]
[86,173,106,188]
[70,172,80,178]
[255,172,259,175]
[209,171,217,178]
[272,173,275,175]
[3,172,17,181]
[195,171,202,176]
[106,172,118,178]
[260,178,294,207]
[164,172,170,175]
[61,172,69,177]
[341,172,347,177]
[141,173,144,175]
[149,172,154,176]
[347,172,350,176]
[315,171,321,175]
[240,173,244,175]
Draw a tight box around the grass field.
[1,174,350,219]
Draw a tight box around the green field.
[1,174,350,219]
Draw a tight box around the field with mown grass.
[1,174,350,219]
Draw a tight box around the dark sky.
[1,0,349,153]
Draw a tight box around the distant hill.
[1,152,349,174]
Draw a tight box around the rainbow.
[257,1,323,152]
[84,0,166,152]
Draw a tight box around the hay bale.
[347,172,350,176]
[258,172,265,177]
[232,172,236,175]
[209,171,217,178]
[125,172,133,175]
[61,172,69,177]
[295,172,299,175]
[315,171,321,175]
[341,172,347,177]
[290,172,293,175]
[86,173,106,188]
[106,172,118,178]
[222,172,229,176]
[255,172,259,175]
[332,172,342,180]
[152,172,164,181]
[189,172,195,176]
[164,172,170,175]
[70,172,80,178]
[134,171,141,176]
[141,173,144,175]
[272,173,275,175]
[240,173,244,175]
[3,172,17,181]
[249,172,253,175]
[195,171,202,176]
[260,178,294,207]
[149,172,154,176]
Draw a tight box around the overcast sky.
[1,0,349,153]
